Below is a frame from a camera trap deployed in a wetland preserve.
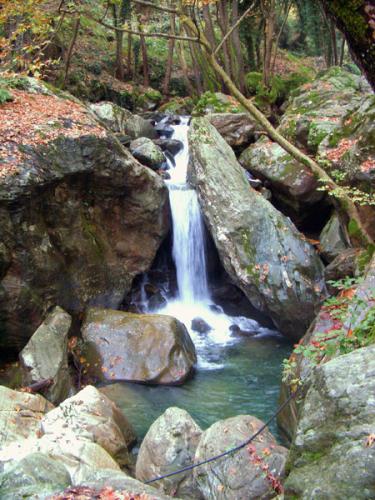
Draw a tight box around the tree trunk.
[319,0,375,91]
[261,0,276,88]
[231,0,246,93]
[63,16,80,86]
[127,32,133,77]
[114,29,125,79]
[137,15,150,87]
[177,40,196,97]
[162,10,176,96]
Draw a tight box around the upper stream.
[102,117,291,439]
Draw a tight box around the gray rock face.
[0,386,53,451]
[130,137,166,170]
[136,407,202,498]
[41,385,135,466]
[194,415,287,500]
[75,469,180,499]
[239,138,323,212]
[0,453,71,500]
[207,113,260,150]
[89,101,157,139]
[319,212,351,263]
[189,118,325,340]
[0,85,169,353]
[81,308,197,384]
[19,306,73,405]
[285,344,375,499]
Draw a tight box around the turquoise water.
[100,332,292,442]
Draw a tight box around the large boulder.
[41,385,135,466]
[0,386,53,450]
[0,453,71,500]
[189,118,325,340]
[285,344,375,499]
[194,415,287,500]
[136,407,202,498]
[239,137,323,212]
[19,306,73,405]
[0,83,169,353]
[207,113,260,150]
[319,212,351,263]
[81,308,197,384]
[89,101,157,139]
[130,137,166,170]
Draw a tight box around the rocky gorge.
[0,66,374,500]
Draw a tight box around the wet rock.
[207,113,261,150]
[189,118,325,341]
[229,324,256,337]
[41,385,135,466]
[0,386,53,450]
[19,306,73,405]
[81,308,197,384]
[285,344,375,499]
[0,453,71,500]
[319,212,351,263]
[0,84,169,353]
[89,101,157,139]
[136,407,202,498]
[191,317,212,334]
[154,138,184,156]
[155,122,174,138]
[194,415,287,500]
[129,137,166,170]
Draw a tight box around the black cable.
[145,389,296,484]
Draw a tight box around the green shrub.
[0,87,13,104]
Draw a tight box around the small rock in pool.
[191,317,212,334]
[229,324,256,337]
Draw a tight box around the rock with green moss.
[284,344,375,499]
[81,308,197,384]
[134,88,162,112]
[319,212,351,263]
[0,83,169,353]
[19,306,73,405]
[279,67,367,153]
[129,137,166,170]
[158,96,194,115]
[189,118,325,340]
[192,91,243,116]
[239,137,323,212]
[89,101,157,139]
[0,453,71,500]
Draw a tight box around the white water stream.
[144,117,277,369]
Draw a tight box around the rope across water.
[145,390,297,484]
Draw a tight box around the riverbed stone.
[136,407,202,498]
[0,83,169,353]
[194,415,287,500]
[189,117,325,340]
[0,386,53,451]
[89,101,157,139]
[130,137,166,170]
[81,308,197,384]
[285,344,375,499]
[19,306,73,405]
[41,385,135,466]
[0,453,71,500]
[207,113,260,150]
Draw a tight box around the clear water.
[105,117,292,441]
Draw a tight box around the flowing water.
[103,117,291,439]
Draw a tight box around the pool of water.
[100,332,292,442]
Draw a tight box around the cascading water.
[149,117,277,368]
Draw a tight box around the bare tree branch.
[214,2,256,56]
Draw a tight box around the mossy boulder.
[0,82,169,353]
[207,112,261,151]
[158,96,194,115]
[189,118,325,340]
[129,137,166,170]
[319,212,351,263]
[81,308,197,385]
[279,67,368,154]
[285,344,375,499]
[239,137,323,213]
[192,91,243,116]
